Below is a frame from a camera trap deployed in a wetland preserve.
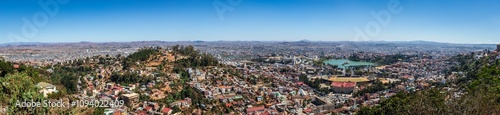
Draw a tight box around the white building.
[36,82,58,97]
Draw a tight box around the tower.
[351,67,355,76]
[342,68,346,76]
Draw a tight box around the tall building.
[497,44,500,52]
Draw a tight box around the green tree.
[61,75,78,94]
[92,107,105,115]
[358,53,500,115]
[0,73,48,114]
[0,60,14,77]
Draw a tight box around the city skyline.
[1,0,500,44]
[2,1,500,114]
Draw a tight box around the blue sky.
[0,0,499,44]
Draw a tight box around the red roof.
[259,111,271,115]
[136,110,147,115]
[331,82,343,87]
[331,82,356,88]
[113,110,121,115]
[344,82,356,87]
[113,86,123,90]
[162,107,172,113]
[145,106,153,111]
[246,106,265,113]
[304,108,312,113]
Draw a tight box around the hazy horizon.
[2,40,498,45]
[1,0,499,44]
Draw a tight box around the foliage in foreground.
[357,54,500,115]
[0,73,48,114]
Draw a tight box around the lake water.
[323,59,375,69]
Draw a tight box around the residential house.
[36,82,58,97]
[122,93,140,107]
[246,106,265,115]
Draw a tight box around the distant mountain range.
[0,40,496,47]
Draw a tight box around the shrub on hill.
[0,73,48,114]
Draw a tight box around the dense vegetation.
[312,58,330,67]
[110,72,154,85]
[0,73,48,114]
[357,88,448,115]
[0,60,46,82]
[172,45,219,68]
[298,74,329,94]
[0,45,223,114]
[123,47,160,69]
[0,60,14,76]
[0,58,91,114]
[357,53,500,114]
[127,47,160,62]
[353,80,386,97]
[50,66,91,94]
[175,53,219,68]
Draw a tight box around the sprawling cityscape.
[0,41,499,114]
[1,0,500,115]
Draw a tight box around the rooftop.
[246,106,265,113]
[328,77,369,83]
[122,93,139,98]
[36,82,55,89]
[331,82,356,88]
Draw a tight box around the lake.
[323,59,375,69]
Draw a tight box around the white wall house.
[36,82,58,97]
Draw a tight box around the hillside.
[357,52,500,114]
